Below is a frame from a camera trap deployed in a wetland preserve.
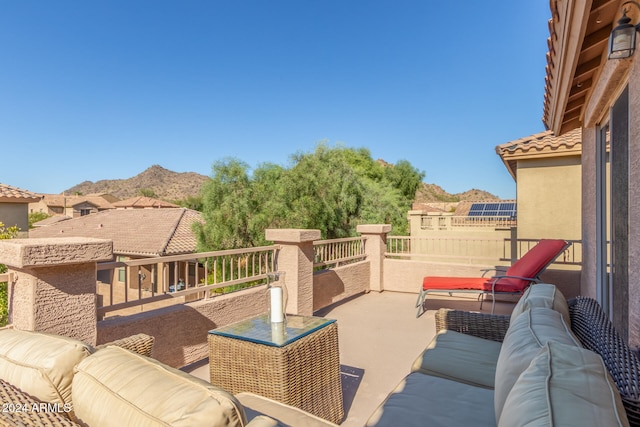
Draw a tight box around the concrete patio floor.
[188,291,515,426]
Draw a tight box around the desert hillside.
[64,164,502,203]
[65,165,208,201]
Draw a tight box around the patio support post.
[0,237,112,345]
[265,228,320,316]
[357,224,392,292]
[510,227,518,264]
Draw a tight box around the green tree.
[196,144,423,251]
[174,195,204,211]
[384,159,425,199]
[139,188,157,198]
[0,222,19,327]
[28,212,50,228]
[281,145,364,238]
[195,159,257,251]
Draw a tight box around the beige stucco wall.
[313,261,370,311]
[383,258,580,299]
[516,156,581,241]
[97,285,268,368]
[580,51,640,347]
[628,58,640,348]
[580,128,598,300]
[383,259,495,294]
[0,203,29,232]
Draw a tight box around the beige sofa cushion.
[72,346,247,427]
[0,329,92,407]
[411,330,502,389]
[365,372,495,427]
[499,341,629,427]
[510,283,570,325]
[237,392,339,427]
[494,307,581,422]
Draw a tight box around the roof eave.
[545,0,594,135]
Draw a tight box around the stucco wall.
[313,261,370,311]
[0,203,29,232]
[383,259,495,293]
[628,59,640,348]
[382,259,580,299]
[580,128,598,300]
[97,286,268,368]
[517,156,582,240]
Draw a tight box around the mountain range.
[64,165,502,203]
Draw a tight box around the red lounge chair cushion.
[421,239,568,294]
[422,276,516,293]
[503,239,568,289]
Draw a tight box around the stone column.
[265,229,320,316]
[0,237,112,345]
[357,224,391,292]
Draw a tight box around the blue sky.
[1,2,550,199]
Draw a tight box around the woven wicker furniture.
[0,378,80,427]
[209,314,344,424]
[0,332,154,427]
[568,296,640,427]
[366,284,631,426]
[433,296,640,427]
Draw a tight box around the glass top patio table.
[208,314,335,347]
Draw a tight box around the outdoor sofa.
[365,283,637,426]
[0,329,336,427]
[2,284,639,427]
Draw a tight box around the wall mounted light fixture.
[609,1,640,59]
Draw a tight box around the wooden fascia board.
[0,197,41,204]
[550,0,593,135]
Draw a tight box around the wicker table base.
[209,319,344,424]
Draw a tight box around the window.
[118,256,126,283]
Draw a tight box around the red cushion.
[422,276,491,291]
[422,239,568,294]
[501,239,568,291]
[422,276,526,293]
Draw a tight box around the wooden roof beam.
[568,78,593,99]
[582,26,611,52]
[565,96,586,114]
[574,57,602,81]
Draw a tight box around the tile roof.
[112,196,179,208]
[0,184,41,203]
[32,215,72,227]
[40,194,116,210]
[495,128,582,180]
[411,202,448,213]
[29,208,203,256]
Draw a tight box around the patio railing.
[386,236,582,266]
[313,236,366,269]
[420,215,516,230]
[96,245,278,318]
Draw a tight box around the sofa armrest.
[96,333,155,357]
[236,392,340,427]
[435,309,510,342]
[246,415,280,427]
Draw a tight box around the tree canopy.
[195,144,424,251]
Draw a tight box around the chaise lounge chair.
[415,239,571,317]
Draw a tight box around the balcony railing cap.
[0,237,113,268]
[356,224,392,234]
[265,228,321,243]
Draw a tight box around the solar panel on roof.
[465,202,516,217]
